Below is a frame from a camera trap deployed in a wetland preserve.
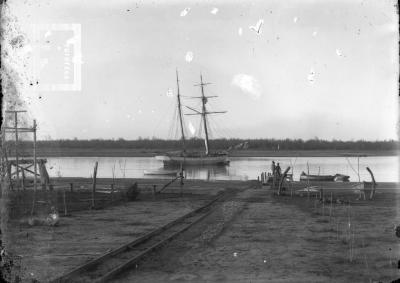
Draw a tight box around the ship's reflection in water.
[165,164,241,181]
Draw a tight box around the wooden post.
[91,161,98,209]
[3,147,13,190]
[111,163,115,202]
[21,168,25,190]
[272,173,276,190]
[1,129,13,191]
[277,167,290,195]
[363,183,366,201]
[366,167,377,200]
[33,120,37,193]
[70,183,73,192]
[290,181,293,198]
[180,169,184,197]
[14,112,20,190]
[63,189,68,216]
[30,188,36,216]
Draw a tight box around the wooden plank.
[92,161,98,209]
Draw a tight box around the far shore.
[18,148,400,158]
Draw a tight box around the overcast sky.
[5,0,399,140]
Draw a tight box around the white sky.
[4,0,399,140]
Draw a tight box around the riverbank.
[2,179,399,282]
[21,148,399,157]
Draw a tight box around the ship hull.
[155,154,229,166]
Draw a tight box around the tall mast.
[199,74,210,155]
[176,70,186,151]
[186,74,227,155]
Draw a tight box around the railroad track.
[51,192,228,283]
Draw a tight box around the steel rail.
[51,192,226,283]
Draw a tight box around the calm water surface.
[45,156,399,182]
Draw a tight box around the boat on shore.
[155,71,229,167]
[300,172,350,182]
[300,172,335,182]
[143,169,179,176]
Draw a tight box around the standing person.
[271,161,276,176]
[276,163,282,177]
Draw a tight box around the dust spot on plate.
[166,88,173,97]
[188,121,196,135]
[308,68,315,84]
[232,74,261,99]
[180,7,190,17]
[249,19,263,35]
[185,51,193,63]
[336,48,345,58]
[210,7,218,15]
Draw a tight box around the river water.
[45,156,398,182]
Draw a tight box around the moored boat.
[155,71,229,166]
[300,172,335,182]
[156,151,229,166]
[300,172,350,182]
[143,169,179,176]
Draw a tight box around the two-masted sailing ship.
[155,71,229,166]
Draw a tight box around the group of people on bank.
[271,161,281,177]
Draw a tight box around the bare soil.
[3,194,211,282]
[2,179,253,282]
[112,183,400,283]
[2,180,399,282]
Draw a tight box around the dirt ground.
[2,180,399,282]
[112,184,400,283]
[2,179,254,282]
[3,193,213,282]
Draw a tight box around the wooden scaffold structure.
[1,110,51,192]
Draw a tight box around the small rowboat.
[143,169,178,176]
[300,172,335,182]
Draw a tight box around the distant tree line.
[9,138,399,151]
